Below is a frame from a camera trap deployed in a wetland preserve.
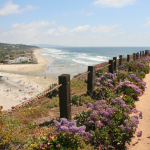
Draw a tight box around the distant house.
[9,57,29,63]
[9,60,15,63]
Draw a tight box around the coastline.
[0,48,58,111]
[0,72,58,111]
[0,48,49,73]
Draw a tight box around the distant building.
[9,57,29,63]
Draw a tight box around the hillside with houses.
[0,43,39,64]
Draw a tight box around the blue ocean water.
[38,47,150,78]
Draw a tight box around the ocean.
[1,47,149,78]
[38,47,150,79]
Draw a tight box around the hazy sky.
[0,0,150,46]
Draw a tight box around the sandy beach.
[0,48,58,111]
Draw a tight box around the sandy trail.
[127,72,150,150]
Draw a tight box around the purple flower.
[130,74,141,82]
[139,111,143,119]
[124,119,129,125]
[98,87,102,92]
[106,119,113,126]
[69,120,77,127]
[108,83,113,88]
[95,121,103,129]
[96,82,101,86]
[60,126,69,132]
[130,116,139,128]
[99,109,105,115]
[53,120,61,127]
[106,108,113,115]
[123,112,128,117]
[60,118,69,126]
[119,124,125,131]
[137,131,142,137]
[111,99,117,103]
[111,107,118,112]
[87,103,92,108]
[69,126,79,135]
[131,115,138,120]
[104,81,108,85]
[126,125,131,132]
[124,119,132,132]
[103,111,110,117]
[55,88,59,91]
[88,120,95,124]
[89,110,99,121]
[107,79,113,83]
[132,109,138,113]
[96,78,101,82]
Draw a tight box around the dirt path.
[126,72,150,150]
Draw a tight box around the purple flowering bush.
[121,95,135,107]
[35,131,94,150]
[115,80,142,99]
[94,73,119,100]
[127,57,149,74]
[74,98,142,149]
[129,74,147,92]
[135,71,146,80]
[39,118,94,149]
[94,72,142,100]
[95,68,105,78]
[119,64,127,71]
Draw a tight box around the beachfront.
[0,48,49,73]
[0,48,57,111]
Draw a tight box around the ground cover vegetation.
[0,56,149,149]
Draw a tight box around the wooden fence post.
[142,51,144,57]
[145,50,147,56]
[58,74,71,120]
[113,57,117,71]
[119,55,122,66]
[140,51,142,58]
[87,66,95,96]
[133,53,136,61]
[109,60,114,73]
[127,55,130,62]
[145,50,149,56]
[136,53,138,60]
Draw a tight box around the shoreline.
[0,48,58,111]
[0,72,58,111]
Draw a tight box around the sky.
[0,0,150,47]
